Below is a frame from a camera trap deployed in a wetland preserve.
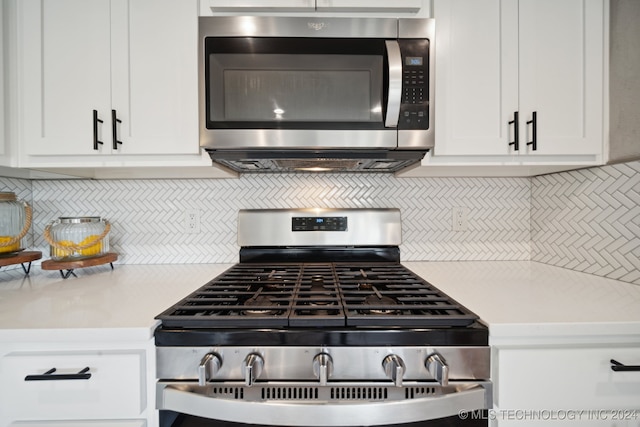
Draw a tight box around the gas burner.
[361,296,400,315]
[352,285,399,315]
[242,295,281,316]
[242,287,282,316]
[310,275,325,290]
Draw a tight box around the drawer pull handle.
[25,366,91,381]
[611,359,640,372]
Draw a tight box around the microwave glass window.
[208,53,383,127]
[223,69,371,122]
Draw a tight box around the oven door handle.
[384,40,402,128]
[159,383,489,426]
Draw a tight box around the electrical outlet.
[452,207,468,231]
[184,209,200,234]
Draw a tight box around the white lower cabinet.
[492,343,640,426]
[0,343,153,427]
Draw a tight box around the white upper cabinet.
[110,0,199,156]
[432,0,605,161]
[200,0,429,15]
[18,0,199,160]
[432,0,518,157]
[20,0,111,157]
[517,0,604,157]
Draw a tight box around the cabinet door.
[433,0,519,156]
[110,0,199,155]
[518,0,604,156]
[19,0,112,156]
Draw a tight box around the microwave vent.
[207,150,426,173]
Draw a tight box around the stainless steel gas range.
[155,209,491,427]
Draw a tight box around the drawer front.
[0,351,145,421]
[497,346,640,409]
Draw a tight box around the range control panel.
[292,216,348,231]
[398,39,430,130]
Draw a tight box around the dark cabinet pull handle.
[611,359,640,372]
[25,366,91,381]
[93,110,104,150]
[508,111,519,151]
[112,109,123,149]
[526,111,537,151]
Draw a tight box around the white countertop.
[1,261,639,344]
[0,263,232,342]
[403,261,640,344]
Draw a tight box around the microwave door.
[384,40,402,129]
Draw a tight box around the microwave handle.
[384,40,402,128]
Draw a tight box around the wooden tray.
[0,251,43,275]
[41,252,118,279]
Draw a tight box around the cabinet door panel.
[110,0,199,155]
[0,351,145,421]
[433,0,518,156]
[497,347,640,410]
[518,0,604,156]
[20,0,112,156]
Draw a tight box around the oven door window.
[205,38,387,130]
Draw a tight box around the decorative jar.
[45,217,110,261]
[0,192,31,255]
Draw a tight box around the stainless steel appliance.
[155,209,490,426]
[199,17,435,173]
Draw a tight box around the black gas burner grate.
[156,263,478,328]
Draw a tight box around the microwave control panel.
[398,39,430,130]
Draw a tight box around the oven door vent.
[262,387,319,400]
[406,386,437,399]
[331,387,388,401]
[253,386,437,402]
[210,386,244,399]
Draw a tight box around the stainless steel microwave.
[198,16,435,173]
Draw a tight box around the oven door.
[158,382,491,427]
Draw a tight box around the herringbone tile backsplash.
[532,161,640,285]
[25,174,530,264]
[2,160,639,285]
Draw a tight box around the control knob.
[312,353,333,385]
[382,354,406,387]
[198,352,222,386]
[425,352,449,386]
[244,353,264,387]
